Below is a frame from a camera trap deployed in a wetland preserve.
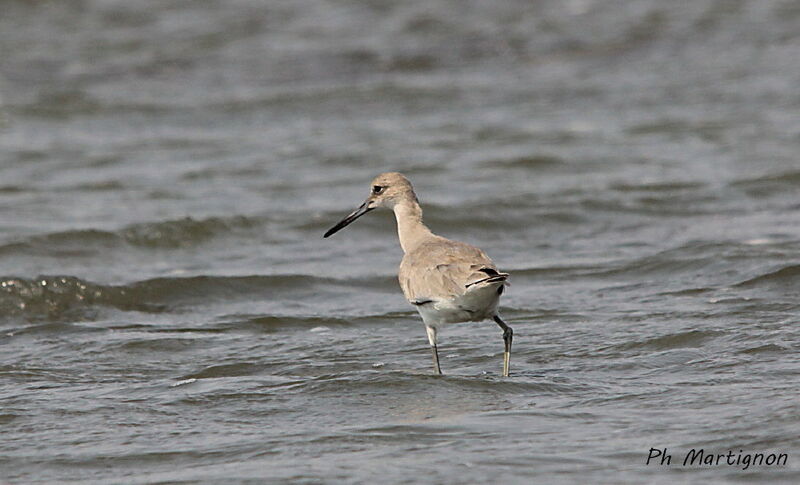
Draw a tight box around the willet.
[324,172,513,376]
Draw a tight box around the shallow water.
[1,0,799,483]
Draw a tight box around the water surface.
[1,1,799,483]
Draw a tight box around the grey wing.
[399,240,505,302]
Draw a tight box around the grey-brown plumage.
[399,238,506,319]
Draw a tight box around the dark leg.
[425,325,443,375]
[431,344,443,375]
[493,315,513,377]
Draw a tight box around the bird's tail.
[465,267,509,289]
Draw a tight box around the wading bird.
[323,172,513,376]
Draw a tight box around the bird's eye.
[372,185,384,194]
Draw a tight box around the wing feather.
[399,238,506,302]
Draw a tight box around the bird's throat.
[393,200,433,254]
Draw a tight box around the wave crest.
[0,216,258,257]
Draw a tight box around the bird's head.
[323,172,416,238]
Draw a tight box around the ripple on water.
[0,215,261,256]
[0,274,364,321]
[734,263,800,289]
[2,0,800,483]
[607,329,726,352]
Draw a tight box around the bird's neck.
[393,199,434,254]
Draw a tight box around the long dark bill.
[323,201,374,238]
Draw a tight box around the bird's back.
[398,235,505,304]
